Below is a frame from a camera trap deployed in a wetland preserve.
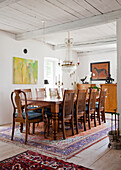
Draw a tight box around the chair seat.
[15,111,42,120]
[27,106,42,113]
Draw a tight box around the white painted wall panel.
[0,30,75,125]
[77,51,117,87]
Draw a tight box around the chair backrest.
[76,89,87,115]
[88,88,97,112]
[99,88,107,110]
[20,89,32,99]
[63,90,75,118]
[77,84,96,92]
[49,88,59,97]
[61,88,65,98]
[35,88,46,98]
[11,89,28,120]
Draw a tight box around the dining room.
[0,0,121,169]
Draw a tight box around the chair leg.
[103,110,106,123]
[11,119,15,141]
[33,123,35,134]
[98,110,101,125]
[75,114,79,134]
[71,117,74,136]
[44,116,48,138]
[62,120,66,139]
[47,117,50,136]
[88,113,91,129]
[83,114,86,131]
[25,121,29,144]
[91,114,93,121]
[94,112,96,127]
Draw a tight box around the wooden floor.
[0,113,121,170]
[0,137,121,169]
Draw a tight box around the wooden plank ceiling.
[0,0,119,52]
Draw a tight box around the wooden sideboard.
[100,84,117,113]
[77,84,96,91]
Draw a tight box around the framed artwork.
[90,61,110,81]
[13,57,38,84]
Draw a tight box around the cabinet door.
[101,84,117,113]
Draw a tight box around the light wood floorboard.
[0,141,27,161]
[0,117,121,169]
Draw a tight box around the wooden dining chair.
[35,88,46,98]
[49,88,59,97]
[86,88,97,129]
[35,87,52,133]
[20,88,45,134]
[59,90,75,139]
[96,88,107,125]
[20,89,32,99]
[75,89,87,134]
[20,89,35,109]
[11,89,45,144]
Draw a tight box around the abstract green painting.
[13,57,38,84]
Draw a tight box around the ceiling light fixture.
[59,32,80,74]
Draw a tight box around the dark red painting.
[90,62,110,80]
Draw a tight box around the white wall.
[0,30,116,125]
[0,30,76,125]
[77,50,117,87]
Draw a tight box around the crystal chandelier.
[60,32,80,74]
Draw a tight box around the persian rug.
[0,118,112,159]
[0,150,91,170]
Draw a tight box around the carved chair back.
[49,88,59,97]
[35,88,46,98]
[11,89,28,121]
[76,89,87,116]
[88,88,97,113]
[62,90,75,119]
[20,89,32,99]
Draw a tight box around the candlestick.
[55,75,63,99]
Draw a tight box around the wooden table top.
[21,95,99,106]
[23,96,63,104]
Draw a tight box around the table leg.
[51,103,59,140]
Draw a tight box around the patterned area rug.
[0,118,111,159]
[0,150,91,170]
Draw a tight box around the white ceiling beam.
[54,37,116,50]
[77,48,116,55]
[16,9,121,40]
[0,0,21,8]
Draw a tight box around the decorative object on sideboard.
[92,85,100,91]
[105,74,114,84]
[80,76,89,84]
[90,61,110,81]
[44,79,49,85]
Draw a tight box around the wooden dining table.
[24,94,99,140]
[26,96,63,140]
